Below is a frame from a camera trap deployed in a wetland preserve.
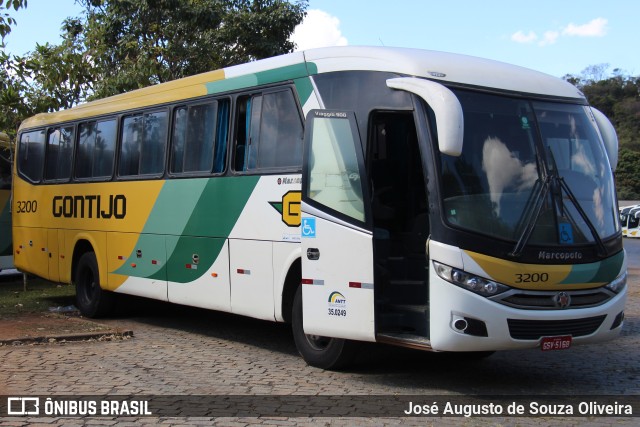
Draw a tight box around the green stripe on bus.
[205,63,312,95]
[560,250,624,285]
[294,77,314,106]
[115,176,260,282]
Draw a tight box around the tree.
[0,0,26,41]
[0,18,92,137]
[0,0,307,135]
[615,148,640,200]
[565,66,640,200]
[81,0,307,98]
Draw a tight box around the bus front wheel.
[291,286,357,370]
[75,252,114,318]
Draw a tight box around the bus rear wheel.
[75,251,114,318]
[291,286,357,370]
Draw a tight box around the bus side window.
[234,89,303,173]
[18,130,46,182]
[77,119,116,180]
[257,90,303,170]
[171,99,227,175]
[120,111,168,177]
[234,96,250,172]
[140,111,168,175]
[233,95,262,171]
[214,100,230,174]
[94,120,117,178]
[45,126,74,181]
[119,114,143,177]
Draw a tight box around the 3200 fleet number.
[515,273,549,283]
[16,200,38,213]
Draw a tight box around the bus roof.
[19,46,585,130]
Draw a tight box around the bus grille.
[507,315,606,340]
[493,289,614,310]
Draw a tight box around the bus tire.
[291,286,357,370]
[75,252,114,318]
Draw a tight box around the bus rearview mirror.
[386,77,464,157]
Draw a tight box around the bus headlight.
[605,271,627,294]
[433,261,509,297]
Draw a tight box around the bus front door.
[300,110,376,342]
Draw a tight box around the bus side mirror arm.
[591,107,618,171]
[386,77,464,157]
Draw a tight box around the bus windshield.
[440,90,619,246]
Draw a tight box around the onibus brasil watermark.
[7,397,151,416]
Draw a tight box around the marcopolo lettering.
[52,195,127,219]
[538,250,583,261]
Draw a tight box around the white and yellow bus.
[13,47,626,368]
[620,205,640,238]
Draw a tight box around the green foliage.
[615,149,640,200]
[0,0,26,40]
[564,65,640,199]
[0,0,306,135]
[0,18,92,137]
[81,0,307,98]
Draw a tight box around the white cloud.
[562,17,608,37]
[511,17,608,47]
[290,9,348,51]
[539,30,560,46]
[511,30,537,43]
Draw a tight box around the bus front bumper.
[429,275,627,352]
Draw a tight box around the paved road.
[0,268,638,425]
[624,237,640,269]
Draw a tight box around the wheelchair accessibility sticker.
[301,217,316,238]
[558,222,574,244]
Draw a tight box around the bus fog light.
[453,318,468,331]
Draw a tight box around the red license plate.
[541,335,572,351]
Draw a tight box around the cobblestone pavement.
[1,270,638,425]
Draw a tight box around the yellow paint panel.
[14,180,163,287]
[464,250,573,290]
[20,69,226,129]
[13,179,164,233]
[13,227,49,279]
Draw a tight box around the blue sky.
[4,0,639,78]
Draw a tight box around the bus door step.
[376,333,433,350]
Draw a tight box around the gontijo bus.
[13,47,626,368]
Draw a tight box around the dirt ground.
[0,311,132,345]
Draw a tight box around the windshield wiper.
[509,175,550,257]
[510,149,608,258]
[556,177,607,257]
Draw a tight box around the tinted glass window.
[45,126,74,181]
[171,100,229,175]
[18,130,46,182]
[235,90,302,172]
[119,115,142,176]
[257,91,303,169]
[94,120,117,178]
[120,111,167,177]
[440,90,618,245]
[76,119,116,179]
